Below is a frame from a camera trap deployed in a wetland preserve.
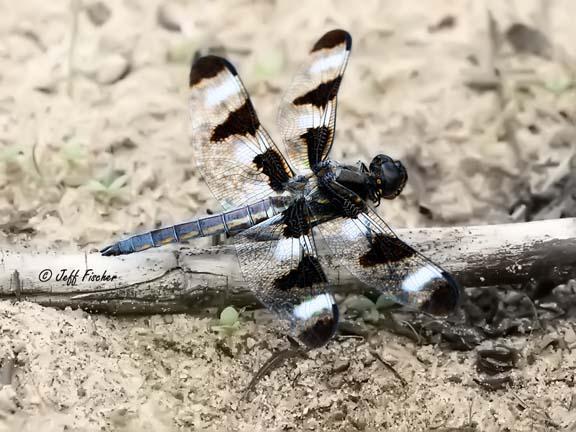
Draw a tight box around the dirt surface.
[1,0,576,431]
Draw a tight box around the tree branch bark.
[1,218,575,314]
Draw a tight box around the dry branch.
[1,218,575,314]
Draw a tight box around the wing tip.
[189,55,238,86]
[312,29,352,52]
[421,270,462,315]
[296,303,339,349]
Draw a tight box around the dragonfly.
[101,29,460,349]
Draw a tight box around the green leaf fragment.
[253,50,284,80]
[544,79,574,94]
[375,294,398,310]
[343,295,376,312]
[219,306,239,326]
[109,174,128,191]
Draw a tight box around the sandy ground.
[1,0,576,430]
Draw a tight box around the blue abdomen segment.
[100,197,281,256]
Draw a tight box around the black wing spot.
[311,29,352,52]
[211,101,259,142]
[253,148,291,192]
[293,77,342,108]
[359,233,415,267]
[189,56,233,86]
[274,255,327,291]
[300,126,332,168]
[282,199,310,238]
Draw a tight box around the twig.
[242,347,307,400]
[511,390,560,429]
[11,270,21,301]
[0,355,15,387]
[67,0,81,97]
[0,218,575,314]
[370,350,407,387]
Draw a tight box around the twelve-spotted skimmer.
[102,30,460,348]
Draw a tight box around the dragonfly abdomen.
[100,197,285,256]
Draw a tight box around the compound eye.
[370,154,390,173]
[379,160,407,198]
[375,155,392,164]
[382,160,401,180]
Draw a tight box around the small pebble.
[96,54,130,84]
[563,326,576,345]
[350,417,367,431]
[330,410,346,422]
[332,359,350,374]
[245,337,257,350]
[86,2,111,27]
[32,69,58,93]
[157,2,183,32]
[0,386,17,416]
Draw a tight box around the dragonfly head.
[369,154,407,203]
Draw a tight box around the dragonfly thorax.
[285,173,311,196]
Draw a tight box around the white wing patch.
[339,218,368,241]
[205,77,242,107]
[233,140,257,165]
[274,238,300,262]
[295,111,322,129]
[293,293,335,320]
[309,50,347,74]
[401,264,442,293]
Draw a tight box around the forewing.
[318,209,460,315]
[278,29,351,173]
[233,206,338,349]
[189,56,293,210]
